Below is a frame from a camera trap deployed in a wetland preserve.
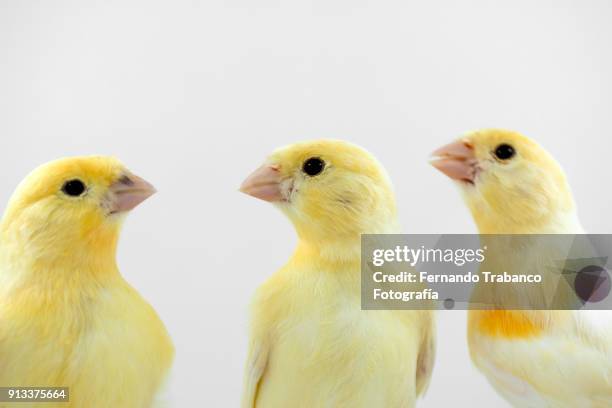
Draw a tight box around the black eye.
[494,144,516,160]
[61,179,86,197]
[302,157,325,176]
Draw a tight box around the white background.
[1,0,612,406]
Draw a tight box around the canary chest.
[253,266,421,408]
[0,280,174,408]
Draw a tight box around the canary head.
[240,139,397,244]
[430,129,576,233]
[0,156,156,263]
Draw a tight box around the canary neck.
[470,213,584,315]
[289,216,399,270]
[291,238,362,269]
[0,226,122,288]
[474,209,583,235]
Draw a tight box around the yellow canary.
[0,156,174,408]
[240,140,435,408]
[431,129,612,407]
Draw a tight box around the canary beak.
[240,164,283,202]
[108,173,157,214]
[430,140,478,184]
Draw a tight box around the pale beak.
[239,164,283,202]
[430,140,478,184]
[108,173,157,214]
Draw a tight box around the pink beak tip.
[109,173,157,214]
[240,164,284,202]
[429,139,477,183]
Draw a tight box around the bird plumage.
[241,140,435,407]
[432,129,612,407]
[0,156,174,408]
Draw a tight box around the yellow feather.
[0,156,173,408]
[458,129,577,235]
[242,140,435,407]
[444,130,612,407]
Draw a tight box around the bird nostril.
[118,175,134,186]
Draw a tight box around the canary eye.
[62,179,86,197]
[494,144,515,160]
[302,157,325,176]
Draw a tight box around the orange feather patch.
[476,310,543,338]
